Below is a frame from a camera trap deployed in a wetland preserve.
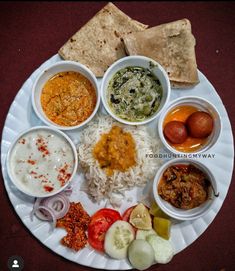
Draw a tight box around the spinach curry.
[107,66,162,122]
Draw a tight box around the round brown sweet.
[186,111,213,138]
[163,121,188,144]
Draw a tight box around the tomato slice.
[122,205,138,235]
[90,208,122,225]
[88,220,108,252]
[122,206,136,222]
[88,208,122,252]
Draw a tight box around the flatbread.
[123,19,199,88]
[58,2,148,77]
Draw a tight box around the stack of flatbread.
[59,2,199,88]
[58,2,148,77]
[123,19,199,88]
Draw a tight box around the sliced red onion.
[35,206,53,221]
[63,185,73,197]
[42,194,70,219]
[36,206,57,229]
[30,198,43,221]
[31,200,53,221]
[30,192,70,226]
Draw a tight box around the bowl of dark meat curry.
[153,158,219,220]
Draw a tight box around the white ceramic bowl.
[158,96,222,154]
[32,60,100,131]
[153,158,218,221]
[101,56,171,125]
[6,126,78,198]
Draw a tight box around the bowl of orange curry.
[158,96,221,154]
[32,60,100,130]
[153,158,219,220]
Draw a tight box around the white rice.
[77,114,162,205]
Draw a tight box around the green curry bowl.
[101,56,171,125]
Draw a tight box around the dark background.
[0,1,235,271]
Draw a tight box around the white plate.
[1,54,234,270]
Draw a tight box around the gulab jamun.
[186,111,213,138]
[163,121,188,144]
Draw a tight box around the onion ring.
[34,206,57,229]
[30,198,42,221]
[63,185,73,197]
[42,194,70,219]
[31,192,70,226]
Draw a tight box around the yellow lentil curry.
[93,126,136,176]
[41,71,96,126]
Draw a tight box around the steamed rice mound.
[77,114,162,204]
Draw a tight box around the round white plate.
[1,54,234,270]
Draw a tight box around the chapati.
[58,2,148,77]
[123,19,199,88]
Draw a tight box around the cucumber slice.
[136,229,156,240]
[128,239,155,270]
[104,220,135,259]
[146,234,174,264]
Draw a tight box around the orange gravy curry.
[41,71,96,126]
[93,126,136,176]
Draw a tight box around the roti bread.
[123,19,199,88]
[58,2,148,77]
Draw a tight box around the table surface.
[0,2,235,271]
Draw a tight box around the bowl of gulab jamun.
[158,96,221,154]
